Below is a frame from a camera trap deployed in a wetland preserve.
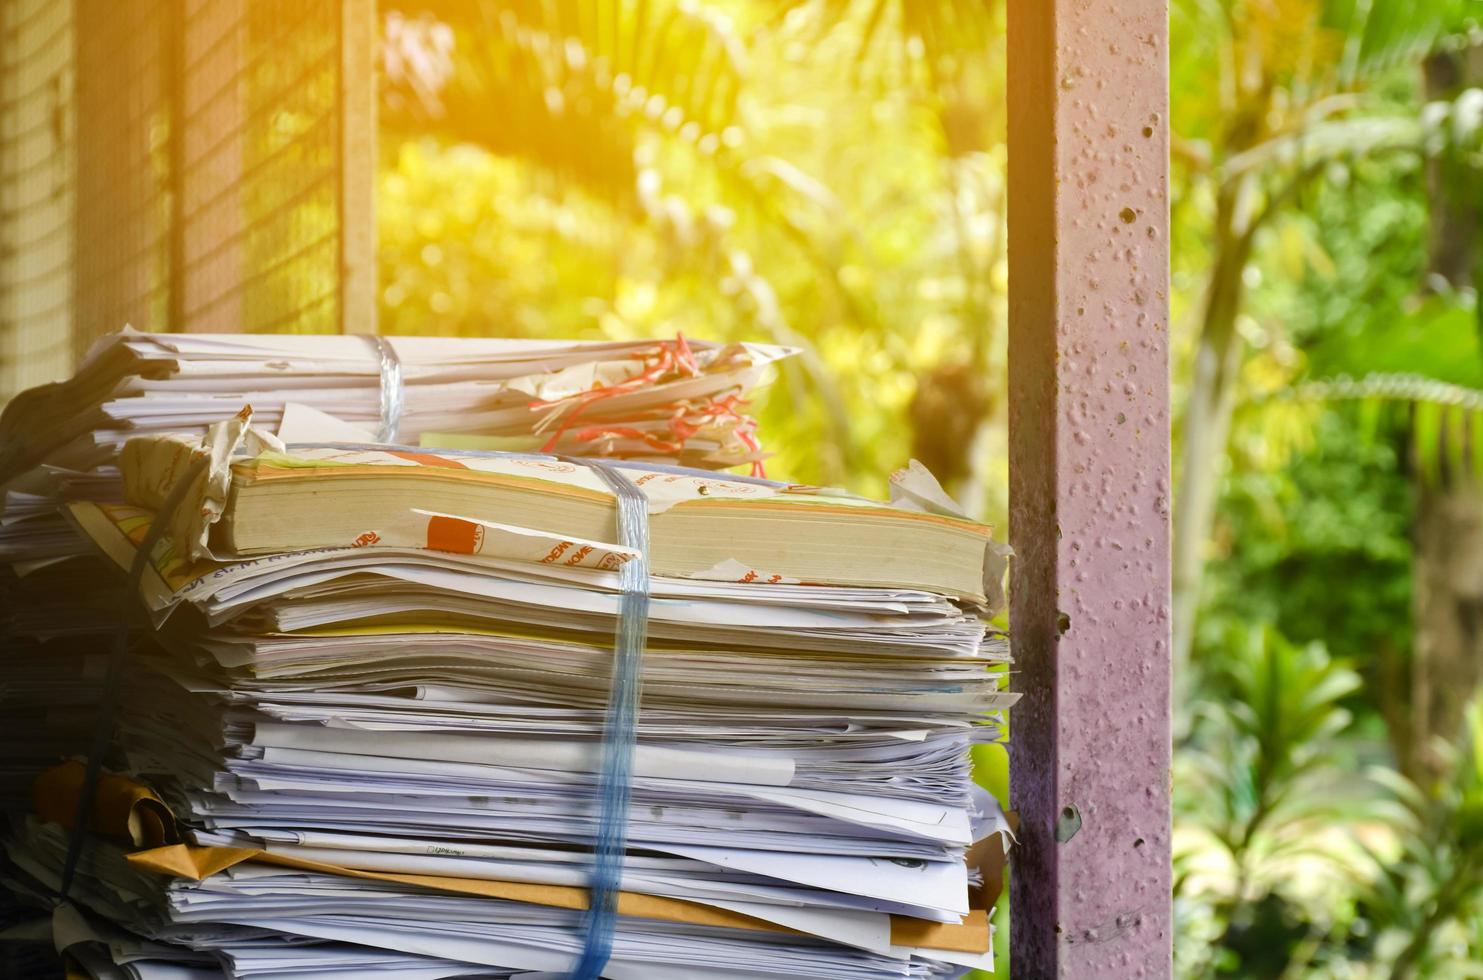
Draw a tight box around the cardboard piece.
[38,738,1005,958]
[126,843,992,954]
[33,761,179,849]
[969,807,1018,913]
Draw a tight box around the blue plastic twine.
[566,458,651,979]
[365,335,404,445]
[64,440,653,980]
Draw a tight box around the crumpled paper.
[121,405,284,561]
[889,458,1012,615]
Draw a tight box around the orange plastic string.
[564,391,766,477]
[532,335,766,476]
[533,335,701,453]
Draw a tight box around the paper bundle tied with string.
[0,329,797,491]
[2,333,1019,980]
[513,337,773,474]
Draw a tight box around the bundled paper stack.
[2,410,1016,978]
[0,329,794,483]
[0,330,792,810]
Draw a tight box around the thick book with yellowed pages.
[122,437,1002,603]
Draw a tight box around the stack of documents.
[1,418,1015,978]
[0,329,796,484]
[0,329,793,575]
[0,329,793,812]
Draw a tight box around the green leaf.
[1414,398,1443,484]
[1307,292,1483,387]
[1326,0,1482,83]
[382,0,749,201]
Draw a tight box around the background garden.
[375,2,1483,974]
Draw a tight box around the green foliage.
[379,0,1010,511]
[1204,411,1415,670]
[1359,702,1483,977]
[1290,283,1483,486]
[1325,0,1483,81]
[1172,637,1483,976]
[1175,2,1483,976]
[1306,294,1481,386]
[1176,627,1374,976]
[1201,94,1428,721]
[375,0,1483,975]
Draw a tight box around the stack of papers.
[0,329,794,575]
[0,329,792,813]
[1,423,1015,978]
[0,329,797,483]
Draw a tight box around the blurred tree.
[1169,0,1483,673]
[1255,54,1483,778]
[1409,41,1483,784]
[1422,43,1483,289]
[378,0,1011,509]
[1167,5,1483,972]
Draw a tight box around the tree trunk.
[1172,189,1254,677]
[1400,43,1483,781]
[1422,45,1483,292]
[1408,474,1483,781]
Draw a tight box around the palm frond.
[1182,626,1368,851]
[1222,86,1483,189]
[382,0,748,200]
[1280,372,1483,484]
[759,0,998,71]
[1325,0,1483,84]
[1358,700,1483,973]
[1288,372,1483,412]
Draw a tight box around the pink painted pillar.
[1006,0,1173,976]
